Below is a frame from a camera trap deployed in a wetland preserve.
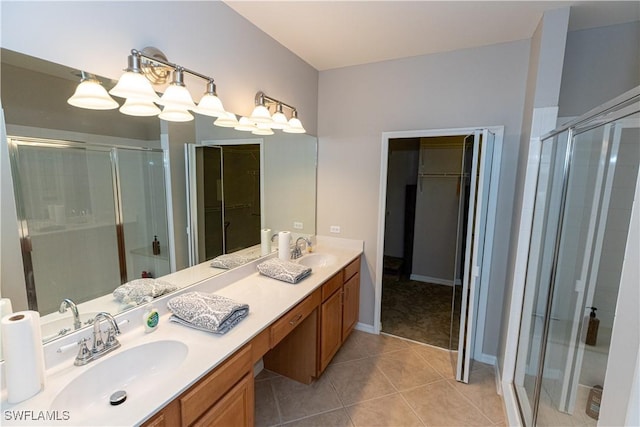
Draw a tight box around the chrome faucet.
[74,312,121,366]
[59,298,81,330]
[291,237,312,259]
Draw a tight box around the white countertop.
[1,237,363,426]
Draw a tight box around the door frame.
[375,126,504,364]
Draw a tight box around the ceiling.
[225,1,640,71]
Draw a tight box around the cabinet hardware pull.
[289,314,302,325]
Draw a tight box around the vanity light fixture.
[70,47,228,123]
[67,71,119,110]
[283,109,306,134]
[235,116,259,132]
[252,123,275,136]
[214,111,240,128]
[248,91,306,134]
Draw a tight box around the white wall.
[559,21,640,117]
[498,8,569,383]
[317,40,530,356]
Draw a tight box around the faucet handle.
[74,338,93,366]
[105,327,120,349]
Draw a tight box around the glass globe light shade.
[270,111,289,130]
[252,123,274,135]
[283,117,306,134]
[158,84,196,110]
[196,93,225,117]
[214,112,239,128]
[249,104,273,124]
[235,116,258,132]
[67,79,119,110]
[119,98,161,116]
[109,71,160,103]
[158,106,194,122]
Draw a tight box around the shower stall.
[8,137,171,315]
[513,88,639,425]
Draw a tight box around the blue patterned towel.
[167,292,249,334]
[257,258,312,284]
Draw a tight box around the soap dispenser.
[585,307,599,346]
[152,236,160,255]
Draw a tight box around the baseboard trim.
[355,322,376,334]
[409,274,461,286]
[503,381,524,426]
[476,352,497,366]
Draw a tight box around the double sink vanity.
[1,237,363,427]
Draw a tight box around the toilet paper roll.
[261,228,272,256]
[1,311,45,403]
[0,298,13,360]
[278,231,291,260]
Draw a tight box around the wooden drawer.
[180,345,252,426]
[321,272,343,302]
[344,256,360,282]
[270,289,320,348]
[192,373,254,427]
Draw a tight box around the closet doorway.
[376,127,502,383]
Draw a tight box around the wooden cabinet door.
[141,400,180,427]
[319,289,343,373]
[342,272,360,341]
[193,373,254,427]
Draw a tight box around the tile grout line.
[443,379,496,425]
[268,377,284,427]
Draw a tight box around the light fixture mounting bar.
[132,48,215,84]
[256,91,297,112]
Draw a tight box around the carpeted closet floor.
[381,275,462,349]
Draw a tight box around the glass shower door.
[9,139,122,315]
[514,130,570,425]
[117,148,171,280]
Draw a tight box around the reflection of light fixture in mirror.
[250,92,273,125]
[214,112,239,127]
[159,106,193,122]
[196,80,225,117]
[109,52,161,103]
[67,72,119,110]
[119,98,161,116]
[283,110,306,133]
[253,123,274,135]
[270,104,289,129]
[250,91,305,134]
[235,116,258,132]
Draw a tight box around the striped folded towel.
[167,292,249,334]
[257,258,312,284]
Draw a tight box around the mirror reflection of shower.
[191,143,261,263]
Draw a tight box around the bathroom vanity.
[143,251,361,427]
[0,237,362,427]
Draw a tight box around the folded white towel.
[257,258,312,284]
[210,253,259,269]
[113,278,177,307]
[167,292,249,334]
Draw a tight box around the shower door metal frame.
[7,136,165,310]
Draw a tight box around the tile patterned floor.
[255,331,506,427]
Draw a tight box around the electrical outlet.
[293,221,303,230]
[330,225,341,234]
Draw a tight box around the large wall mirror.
[0,48,317,349]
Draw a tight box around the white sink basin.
[50,340,188,422]
[297,253,338,268]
